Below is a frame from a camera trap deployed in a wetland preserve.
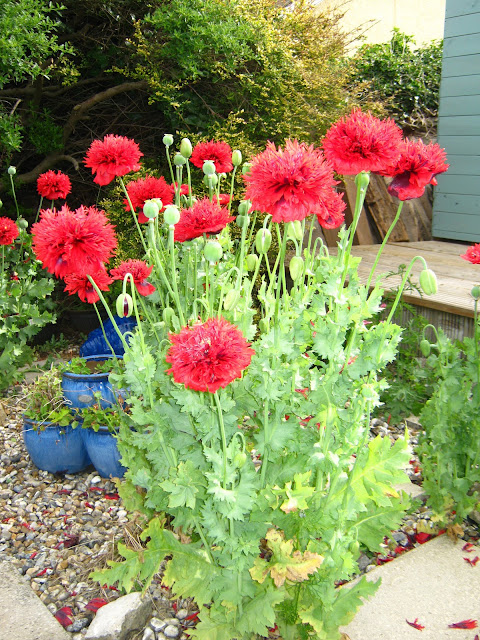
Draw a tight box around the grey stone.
[163,625,181,638]
[141,628,155,640]
[395,481,427,501]
[176,608,188,620]
[0,558,70,640]
[84,592,152,640]
[469,510,480,525]
[150,617,167,632]
[357,553,371,572]
[342,536,480,640]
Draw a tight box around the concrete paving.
[342,535,480,640]
[0,558,70,640]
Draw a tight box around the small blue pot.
[82,427,126,478]
[23,418,91,474]
[61,355,125,410]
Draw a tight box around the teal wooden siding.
[433,0,480,241]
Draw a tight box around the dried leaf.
[446,524,464,540]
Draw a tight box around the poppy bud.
[143,200,159,220]
[289,256,304,281]
[7,166,16,176]
[471,285,480,300]
[164,205,180,226]
[286,220,303,242]
[180,138,192,158]
[238,200,251,216]
[245,254,258,271]
[204,240,223,263]
[236,215,250,229]
[420,339,431,357]
[355,171,370,190]
[255,228,272,254]
[224,289,240,311]
[242,162,252,175]
[174,153,186,166]
[0,199,2,208]
[203,160,216,176]
[419,269,437,296]
[162,307,176,325]
[232,150,242,167]
[116,293,134,318]
[163,134,174,147]
[17,218,28,229]
[233,451,247,468]
[203,174,218,188]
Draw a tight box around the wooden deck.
[334,240,480,340]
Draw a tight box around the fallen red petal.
[406,618,425,630]
[55,607,73,628]
[448,619,478,629]
[85,598,108,612]
[105,493,120,500]
[462,542,475,552]
[415,532,431,544]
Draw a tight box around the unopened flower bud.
[204,240,223,263]
[420,339,431,357]
[242,162,252,175]
[0,199,3,209]
[180,138,192,158]
[116,293,134,318]
[164,205,180,225]
[245,254,258,271]
[355,171,370,190]
[162,307,176,325]
[203,160,216,176]
[236,214,250,229]
[143,199,159,220]
[17,218,28,229]
[471,285,480,300]
[238,200,251,216]
[232,150,242,167]
[223,289,240,311]
[162,134,174,147]
[7,166,16,176]
[289,256,304,281]
[233,451,247,468]
[255,228,272,254]
[286,220,303,242]
[203,174,218,188]
[174,153,186,166]
[419,268,437,296]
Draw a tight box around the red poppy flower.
[166,317,254,393]
[316,189,346,229]
[190,140,233,173]
[124,176,174,223]
[244,139,338,223]
[383,139,449,201]
[174,197,234,242]
[84,134,143,186]
[32,205,117,278]
[216,193,231,206]
[110,259,155,296]
[63,268,113,304]
[0,217,19,245]
[37,170,72,200]
[406,618,425,631]
[323,109,403,175]
[461,244,480,264]
[448,620,478,629]
[170,182,190,197]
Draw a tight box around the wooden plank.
[440,94,480,116]
[438,154,480,175]
[431,173,480,195]
[440,74,480,97]
[342,176,375,245]
[438,115,480,136]
[433,210,480,230]
[444,12,480,38]
[442,54,480,77]
[444,33,480,57]
[363,175,411,242]
[393,240,469,255]
[434,192,480,215]
[446,0,480,19]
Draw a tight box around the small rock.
[85,592,151,640]
[357,554,371,572]
[67,618,90,632]
[150,618,167,632]
[164,625,181,639]
[142,628,155,640]
[176,608,188,621]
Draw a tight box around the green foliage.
[349,29,443,133]
[27,107,64,154]
[23,367,71,425]
[75,402,123,432]
[417,329,480,524]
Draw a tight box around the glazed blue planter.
[82,427,126,478]
[61,355,124,410]
[23,418,91,474]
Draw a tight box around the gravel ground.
[0,377,478,640]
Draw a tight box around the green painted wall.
[432,0,480,241]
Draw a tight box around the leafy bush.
[349,29,443,134]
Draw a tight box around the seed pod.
[232,150,242,167]
[471,285,480,300]
[245,254,258,271]
[17,218,28,229]
[143,200,159,220]
[116,293,134,318]
[180,138,192,158]
[203,160,216,176]
[164,205,180,226]
[242,162,252,175]
[162,134,174,147]
[255,228,272,254]
[224,289,240,311]
[286,220,303,242]
[419,268,438,296]
[420,339,431,357]
[204,240,223,263]
[289,256,304,281]
[238,200,251,216]
[203,174,218,188]
[236,215,250,229]
[7,166,16,176]
[174,153,186,166]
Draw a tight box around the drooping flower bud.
[203,160,216,176]
[286,220,303,242]
[236,215,250,229]
[245,254,258,271]
[174,153,187,166]
[7,166,16,176]
[255,228,272,254]
[163,307,176,325]
[289,256,304,281]
[420,339,431,357]
[233,451,247,468]
[419,268,437,296]
[17,218,28,229]
[232,150,242,167]
[238,200,251,216]
[223,289,240,311]
[355,171,370,190]
[163,134,174,147]
[204,240,223,263]
[116,293,134,318]
[180,138,193,158]
[164,205,180,226]
[143,199,159,220]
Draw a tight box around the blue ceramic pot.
[23,418,91,474]
[61,355,125,410]
[82,427,126,478]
